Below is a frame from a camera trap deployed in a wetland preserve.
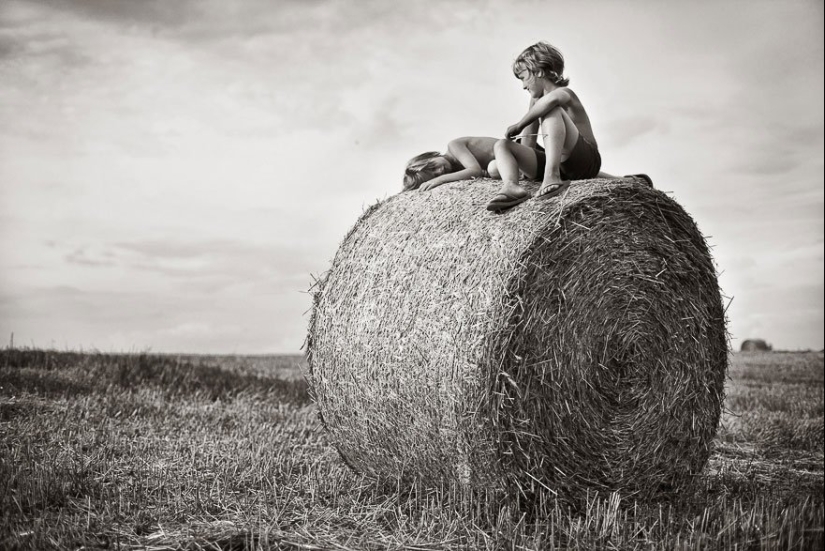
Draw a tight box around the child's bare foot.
[487,180,530,211]
[535,180,570,199]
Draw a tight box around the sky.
[0,0,822,354]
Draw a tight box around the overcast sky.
[1,0,822,354]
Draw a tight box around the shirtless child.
[488,42,633,211]
[402,136,543,192]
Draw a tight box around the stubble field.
[0,348,822,550]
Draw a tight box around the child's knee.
[493,138,513,155]
[487,160,500,179]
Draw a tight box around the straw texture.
[306,177,728,498]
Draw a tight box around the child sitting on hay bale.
[488,42,652,211]
[488,42,601,210]
[402,136,544,192]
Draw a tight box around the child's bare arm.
[506,88,572,139]
[419,139,484,191]
[517,98,540,148]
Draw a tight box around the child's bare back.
[551,88,597,149]
[451,136,499,169]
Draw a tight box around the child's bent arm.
[419,167,481,191]
[506,88,572,139]
[518,100,540,148]
[419,139,483,191]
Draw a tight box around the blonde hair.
[402,152,459,191]
[513,42,569,87]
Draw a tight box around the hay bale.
[306,177,728,498]
[740,338,772,352]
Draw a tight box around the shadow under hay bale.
[306,177,728,499]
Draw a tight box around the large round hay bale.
[306,177,728,498]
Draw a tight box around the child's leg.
[493,139,541,182]
[486,160,500,179]
[486,140,543,210]
[538,107,579,194]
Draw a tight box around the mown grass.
[0,349,822,550]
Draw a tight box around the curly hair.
[402,152,459,191]
[513,42,570,87]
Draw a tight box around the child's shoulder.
[558,86,586,106]
[558,86,578,98]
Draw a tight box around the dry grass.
[0,348,821,550]
[308,178,728,498]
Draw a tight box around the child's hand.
[505,123,524,140]
[420,178,444,191]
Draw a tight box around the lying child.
[403,136,545,191]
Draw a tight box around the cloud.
[32,0,193,28]
[0,277,311,353]
[716,117,824,178]
[1,0,822,353]
[727,281,824,350]
[164,321,238,338]
[65,247,115,267]
[0,0,384,160]
[349,93,411,149]
[602,116,666,148]
[60,239,316,291]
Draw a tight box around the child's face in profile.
[517,69,544,99]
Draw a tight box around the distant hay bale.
[741,339,772,352]
[306,177,728,498]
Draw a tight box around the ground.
[0,349,822,550]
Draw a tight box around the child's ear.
[535,70,543,78]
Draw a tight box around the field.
[0,349,822,550]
